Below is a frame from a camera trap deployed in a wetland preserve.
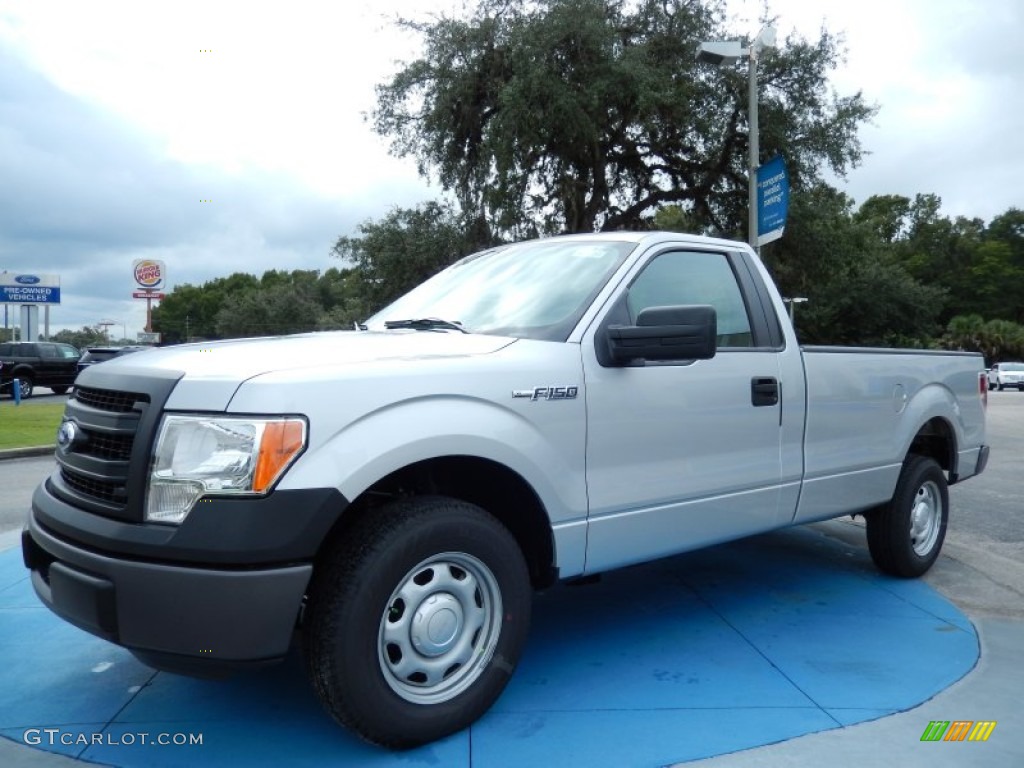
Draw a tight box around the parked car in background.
[76,346,149,376]
[987,362,1024,390]
[0,341,80,398]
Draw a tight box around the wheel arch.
[316,455,558,590]
[10,364,35,378]
[907,416,958,480]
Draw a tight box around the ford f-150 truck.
[22,232,989,748]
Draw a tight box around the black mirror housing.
[607,305,717,365]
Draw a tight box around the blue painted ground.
[0,526,977,767]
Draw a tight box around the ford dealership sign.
[0,272,61,304]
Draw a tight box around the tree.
[373,0,875,238]
[944,314,985,352]
[947,316,1024,363]
[331,201,483,312]
[47,326,108,349]
[854,194,911,244]
[153,274,260,343]
[762,184,945,346]
[214,283,324,338]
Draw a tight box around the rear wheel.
[303,496,531,748]
[50,386,69,395]
[866,455,948,577]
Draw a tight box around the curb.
[0,445,55,460]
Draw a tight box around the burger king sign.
[133,259,166,291]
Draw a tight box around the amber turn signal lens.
[253,420,306,492]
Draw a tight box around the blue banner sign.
[756,156,789,246]
[0,273,61,304]
[0,285,60,303]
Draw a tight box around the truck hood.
[92,331,517,410]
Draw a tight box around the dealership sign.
[756,156,789,247]
[133,259,166,290]
[0,272,61,304]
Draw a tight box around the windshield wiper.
[383,317,468,333]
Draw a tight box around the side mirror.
[607,305,717,365]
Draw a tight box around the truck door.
[581,246,787,573]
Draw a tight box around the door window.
[626,250,753,347]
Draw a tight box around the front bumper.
[23,480,348,675]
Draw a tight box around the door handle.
[751,377,779,407]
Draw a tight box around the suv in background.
[76,346,148,376]
[987,362,1024,391]
[0,341,80,398]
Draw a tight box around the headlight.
[146,415,306,524]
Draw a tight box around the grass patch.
[0,402,65,450]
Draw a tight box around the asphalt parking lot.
[2,387,70,406]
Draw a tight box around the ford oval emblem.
[57,421,77,448]
[15,275,40,285]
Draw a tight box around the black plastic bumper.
[23,483,349,675]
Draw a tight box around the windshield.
[366,239,635,341]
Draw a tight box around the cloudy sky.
[0,0,1020,337]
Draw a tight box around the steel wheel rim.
[909,480,941,556]
[19,380,31,398]
[378,552,502,704]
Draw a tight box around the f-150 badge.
[512,386,579,401]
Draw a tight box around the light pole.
[696,25,777,250]
[783,297,808,323]
[98,319,116,344]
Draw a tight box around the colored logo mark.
[920,720,997,742]
[134,259,164,288]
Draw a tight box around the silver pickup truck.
[23,232,989,748]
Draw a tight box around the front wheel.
[16,377,33,399]
[303,496,531,748]
[866,455,949,577]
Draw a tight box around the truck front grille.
[49,371,181,522]
[79,431,134,462]
[73,386,146,413]
[60,468,126,505]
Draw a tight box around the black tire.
[50,386,69,395]
[303,496,531,748]
[866,455,949,577]
[987,381,995,391]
